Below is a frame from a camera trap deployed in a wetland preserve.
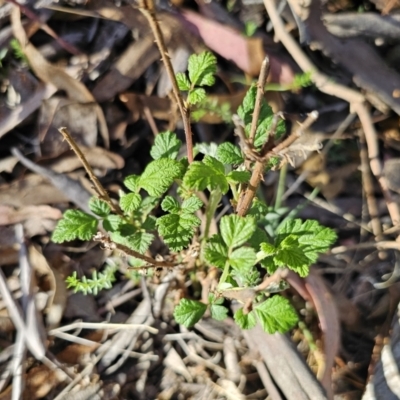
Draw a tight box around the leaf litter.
[1,0,400,399]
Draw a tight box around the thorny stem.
[58,127,123,217]
[138,0,194,163]
[248,57,270,144]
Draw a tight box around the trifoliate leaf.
[188,87,206,105]
[183,155,229,194]
[124,175,140,192]
[89,198,111,217]
[220,215,256,249]
[176,72,191,91]
[161,196,180,213]
[174,299,207,327]
[52,210,98,242]
[156,213,200,251]
[210,304,228,321]
[120,193,141,213]
[150,131,182,160]
[226,170,251,184]
[181,196,203,213]
[139,158,183,197]
[229,247,257,272]
[204,236,229,268]
[188,51,217,87]
[216,142,244,165]
[102,215,124,232]
[234,308,257,330]
[255,296,298,334]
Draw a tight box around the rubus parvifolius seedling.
[52,51,336,334]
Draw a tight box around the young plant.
[52,50,336,335]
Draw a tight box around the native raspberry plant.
[52,51,337,335]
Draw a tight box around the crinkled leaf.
[174,299,207,327]
[111,230,154,254]
[52,210,98,242]
[138,196,159,216]
[204,235,229,268]
[248,227,269,250]
[258,242,276,259]
[234,308,257,330]
[195,142,218,158]
[255,296,298,334]
[89,198,111,217]
[220,215,256,249]
[229,247,257,271]
[102,215,124,232]
[120,193,141,213]
[226,170,251,184]
[188,51,217,87]
[124,174,140,192]
[183,155,229,194]
[188,87,206,105]
[216,142,244,165]
[210,304,228,321]
[161,196,180,213]
[139,158,183,197]
[176,72,191,91]
[150,131,182,160]
[248,198,269,219]
[181,196,203,213]
[142,215,157,230]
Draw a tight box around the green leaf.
[52,210,98,242]
[139,158,183,197]
[255,296,298,334]
[102,215,124,232]
[216,142,244,165]
[188,51,217,87]
[229,247,257,271]
[124,175,140,192]
[181,196,203,213]
[226,170,251,184]
[89,198,111,217]
[138,196,159,216]
[111,230,154,254]
[220,215,256,249]
[120,193,141,213]
[234,308,257,330]
[142,215,157,230]
[188,88,206,105]
[183,155,229,194]
[204,236,229,268]
[248,227,269,250]
[174,299,207,327]
[195,142,218,158]
[150,131,182,160]
[156,213,201,251]
[248,198,269,219]
[258,242,276,258]
[161,196,180,213]
[210,304,228,321]
[176,72,191,91]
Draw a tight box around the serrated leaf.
[210,304,228,321]
[89,198,111,217]
[226,170,251,184]
[220,215,256,249]
[138,196,159,215]
[102,215,124,232]
[111,230,154,254]
[52,210,98,242]
[120,193,141,213]
[161,196,180,213]
[181,196,203,213]
[124,175,140,192]
[176,72,191,91]
[204,236,229,268]
[188,87,206,105]
[139,158,183,197]
[248,227,269,250]
[248,198,269,219]
[174,299,207,327]
[255,296,298,334]
[142,215,157,230]
[150,131,182,160]
[156,213,200,251]
[195,142,218,158]
[234,308,257,330]
[216,142,244,165]
[229,247,256,271]
[183,155,229,194]
[188,51,217,87]
[258,242,276,258]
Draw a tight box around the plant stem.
[58,127,123,217]
[274,162,287,210]
[138,0,194,163]
[203,188,222,240]
[218,260,231,289]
